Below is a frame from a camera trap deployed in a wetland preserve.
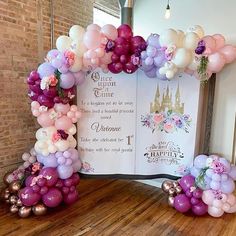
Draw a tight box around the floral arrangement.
[141,110,191,133]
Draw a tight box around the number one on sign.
[126,135,134,145]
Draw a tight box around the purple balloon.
[39,167,59,187]
[156,69,168,80]
[47,49,59,61]
[174,194,191,213]
[141,51,148,60]
[60,72,75,89]
[37,62,55,78]
[51,58,63,69]
[220,179,235,193]
[145,56,154,66]
[42,188,63,207]
[145,67,157,78]
[147,33,160,47]
[179,175,195,192]
[154,51,165,67]
[190,166,200,178]
[229,166,236,180]
[58,64,69,74]
[194,155,207,169]
[19,187,41,206]
[57,165,74,179]
[43,154,58,168]
[43,86,57,98]
[140,60,155,72]
[193,188,203,199]
[190,197,200,205]
[25,176,35,187]
[191,202,208,216]
[114,37,130,56]
[29,70,40,81]
[40,186,48,195]
[63,190,79,205]
[146,46,157,58]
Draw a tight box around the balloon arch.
[2,23,236,218]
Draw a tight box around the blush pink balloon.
[54,103,71,115]
[207,52,226,72]
[37,112,54,127]
[83,30,101,49]
[202,36,216,54]
[219,45,236,63]
[55,116,73,130]
[95,48,105,57]
[87,24,101,32]
[101,24,118,40]
[213,34,225,50]
[100,52,112,64]
[86,49,97,59]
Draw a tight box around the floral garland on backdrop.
[1,23,236,218]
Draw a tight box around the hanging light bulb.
[165,0,171,19]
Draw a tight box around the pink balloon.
[54,103,70,115]
[95,48,105,57]
[83,30,101,49]
[87,24,101,32]
[207,52,226,72]
[202,36,216,54]
[86,49,97,59]
[91,58,99,65]
[208,206,224,217]
[37,112,54,127]
[101,24,118,40]
[219,45,236,63]
[55,115,73,130]
[213,34,225,50]
[100,52,112,64]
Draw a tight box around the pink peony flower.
[49,75,58,86]
[164,122,175,133]
[52,132,61,143]
[153,114,164,124]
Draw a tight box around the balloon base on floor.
[162,154,236,217]
[1,22,236,217]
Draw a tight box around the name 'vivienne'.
[91,122,121,132]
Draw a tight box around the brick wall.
[0,0,93,187]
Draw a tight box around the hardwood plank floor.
[0,179,236,236]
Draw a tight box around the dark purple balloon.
[179,175,195,192]
[29,70,40,81]
[117,24,133,39]
[37,178,46,187]
[42,188,63,208]
[190,197,200,205]
[55,179,64,188]
[39,167,59,187]
[108,63,120,74]
[111,54,120,63]
[130,36,146,54]
[32,185,41,193]
[29,84,42,94]
[120,54,129,64]
[123,62,137,74]
[145,67,157,78]
[62,186,70,195]
[25,176,35,187]
[43,86,58,98]
[191,202,208,216]
[185,189,193,198]
[37,95,54,108]
[40,186,49,195]
[63,190,79,205]
[114,37,130,56]
[71,173,80,185]
[19,187,41,206]
[114,62,123,73]
[64,179,73,187]
[54,96,62,104]
[174,194,191,213]
[27,76,36,85]
[193,189,203,199]
[70,186,76,192]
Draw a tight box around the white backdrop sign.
[77,69,201,178]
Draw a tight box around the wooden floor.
[0,179,236,236]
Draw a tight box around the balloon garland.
[162,155,236,217]
[1,23,236,218]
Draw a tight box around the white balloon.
[159,66,166,75]
[69,56,82,72]
[55,140,70,152]
[172,48,192,68]
[188,56,200,70]
[159,29,179,47]
[187,25,204,38]
[69,25,85,42]
[71,42,87,57]
[184,32,200,50]
[176,30,185,47]
[166,70,175,79]
[56,35,72,52]
[68,124,77,135]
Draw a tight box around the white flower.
[40,76,51,90]
[206,158,213,168]
[39,106,48,112]
[49,110,61,120]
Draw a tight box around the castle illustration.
[150,84,184,114]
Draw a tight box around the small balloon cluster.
[162,154,236,217]
[108,24,146,74]
[140,25,236,81]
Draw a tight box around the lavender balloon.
[37,62,56,78]
[145,67,157,78]
[60,72,75,89]
[147,33,160,47]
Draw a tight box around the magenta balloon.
[190,197,200,205]
[27,76,36,85]
[42,188,63,207]
[64,178,73,187]
[55,179,64,188]
[37,178,46,187]
[120,54,129,64]
[60,72,75,89]
[25,176,35,187]
[19,187,41,206]
[114,62,123,73]
[37,95,54,108]
[39,167,59,187]
[123,62,137,74]
[29,70,40,80]
[130,36,146,54]
[108,63,120,74]
[43,86,58,98]
[179,175,195,192]
[71,173,80,185]
[32,185,40,193]
[117,24,133,39]
[111,54,120,63]
[40,186,48,195]
[37,62,55,78]
[114,37,130,55]
[63,190,79,205]
[191,202,208,216]
[174,194,191,213]
[192,188,203,199]
[62,186,70,195]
